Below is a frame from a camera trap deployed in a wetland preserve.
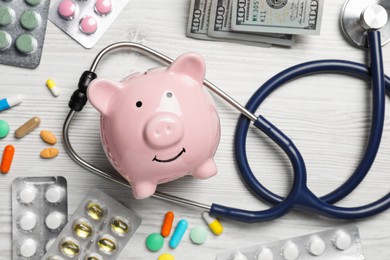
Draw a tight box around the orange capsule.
[1,145,15,174]
[161,211,174,237]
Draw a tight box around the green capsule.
[110,217,130,236]
[60,238,80,258]
[73,219,93,239]
[86,201,105,221]
[97,236,117,255]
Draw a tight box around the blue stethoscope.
[63,0,390,223]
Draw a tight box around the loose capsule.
[87,201,105,221]
[110,217,129,236]
[46,79,60,97]
[73,219,93,239]
[202,212,223,235]
[161,211,174,237]
[169,219,188,249]
[1,144,15,174]
[97,235,117,255]
[60,238,80,258]
[14,116,40,139]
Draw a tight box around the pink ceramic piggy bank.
[87,53,220,199]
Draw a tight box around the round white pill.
[282,242,299,260]
[19,186,37,204]
[232,251,248,260]
[19,213,37,231]
[46,238,56,252]
[45,212,64,230]
[333,231,352,250]
[256,247,273,260]
[20,239,37,258]
[45,186,63,203]
[307,236,326,256]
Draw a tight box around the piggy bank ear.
[87,79,122,115]
[168,53,206,84]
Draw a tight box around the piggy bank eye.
[136,101,142,108]
[166,92,173,98]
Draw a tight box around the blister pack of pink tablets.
[49,0,129,48]
[12,176,68,260]
[216,226,365,260]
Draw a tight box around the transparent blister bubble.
[12,177,68,260]
[216,226,365,260]
[43,189,142,260]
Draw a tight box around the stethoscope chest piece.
[341,0,390,47]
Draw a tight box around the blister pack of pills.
[0,0,50,68]
[49,0,129,48]
[43,189,142,260]
[216,226,365,260]
[12,176,68,260]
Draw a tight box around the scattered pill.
[1,144,15,174]
[19,212,37,231]
[20,239,37,258]
[40,147,59,159]
[256,248,274,260]
[169,219,188,249]
[58,0,76,20]
[45,185,63,203]
[232,251,248,260]
[161,211,174,237]
[79,16,98,34]
[333,231,352,250]
[0,120,10,139]
[189,226,208,245]
[281,242,299,260]
[40,130,58,145]
[19,185,37,204]
[146,233,164,252]
[307,236,326,256]
[95,0,112,15]
[46,79,60,97]
[15,116,40,139]
[45,212,64,230]
[202,212,223,235]
[0,95,22,112]
[158,253,175,260]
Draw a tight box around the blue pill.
[169,219,188,249]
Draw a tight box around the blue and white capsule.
[0,95,22,112]
[169,219,188,249]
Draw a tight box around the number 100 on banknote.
[231,0,324,35]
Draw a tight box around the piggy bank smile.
[152,148,186,163]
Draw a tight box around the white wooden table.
[0,0,389,259]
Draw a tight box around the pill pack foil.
[49,0,130,48]
[216,226,365,260]
[43,189,142,260]
[0,0,50,68]
[12,176,68,260]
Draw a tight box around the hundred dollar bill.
[208,0,295,46]
[231,0,324,35]
[187,0,271,47]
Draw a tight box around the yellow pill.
[40,148,59,159]
[73,219,93,239]
[15,116,41,139]
[46,79,60,97]
[40,130,57,145]
[202,212,223,235]
[110,217,130,236]
[97,235,117,255]
[60,238,80,258]
[158,253,175,260]
[87,201,105,221]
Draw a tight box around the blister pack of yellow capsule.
[43,189,142,260]
[12,176,68,260]
[216,226,365,260]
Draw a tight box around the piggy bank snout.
[144,114,184,148]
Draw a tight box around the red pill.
[1,145,15,174]
[161,211,174,237]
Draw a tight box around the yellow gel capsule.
[202,212,223,235]
[46,79,60,97]
[85,253,103,260]
[73,219,93,239]
[60,238,80,258]
[97,236,117,255]
[111,217,130,236]
[158,253,175,260]
[87,201,105,221]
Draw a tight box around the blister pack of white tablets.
[12,176,68,260]
[0,0,51,68]
[43,189,142,260]
[49,0,129,48]
[216,226,365,260]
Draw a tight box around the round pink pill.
[58,0,76,20]
[95,0,112,15]
[79,16,98,34]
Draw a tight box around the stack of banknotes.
[186,0,324,47]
